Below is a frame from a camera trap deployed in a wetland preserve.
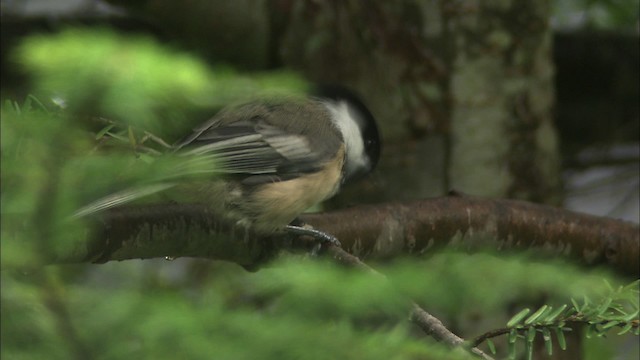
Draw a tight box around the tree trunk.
[278,0,561,206]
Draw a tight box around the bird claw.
[285,224,342,255]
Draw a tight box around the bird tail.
[71,183,176,219]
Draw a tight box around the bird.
[74,85,380,246]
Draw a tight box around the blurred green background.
[1,0,638,359]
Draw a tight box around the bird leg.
[285,222,342,255]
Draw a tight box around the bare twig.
[324,245,494,359]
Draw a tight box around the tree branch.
[301,196,639,276]
[50,196,639,277]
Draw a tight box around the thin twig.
[324,245,494,360]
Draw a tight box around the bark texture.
[38,198,638,277]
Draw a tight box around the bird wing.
[174,106,333,183]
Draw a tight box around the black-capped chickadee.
[75,85,380,244]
